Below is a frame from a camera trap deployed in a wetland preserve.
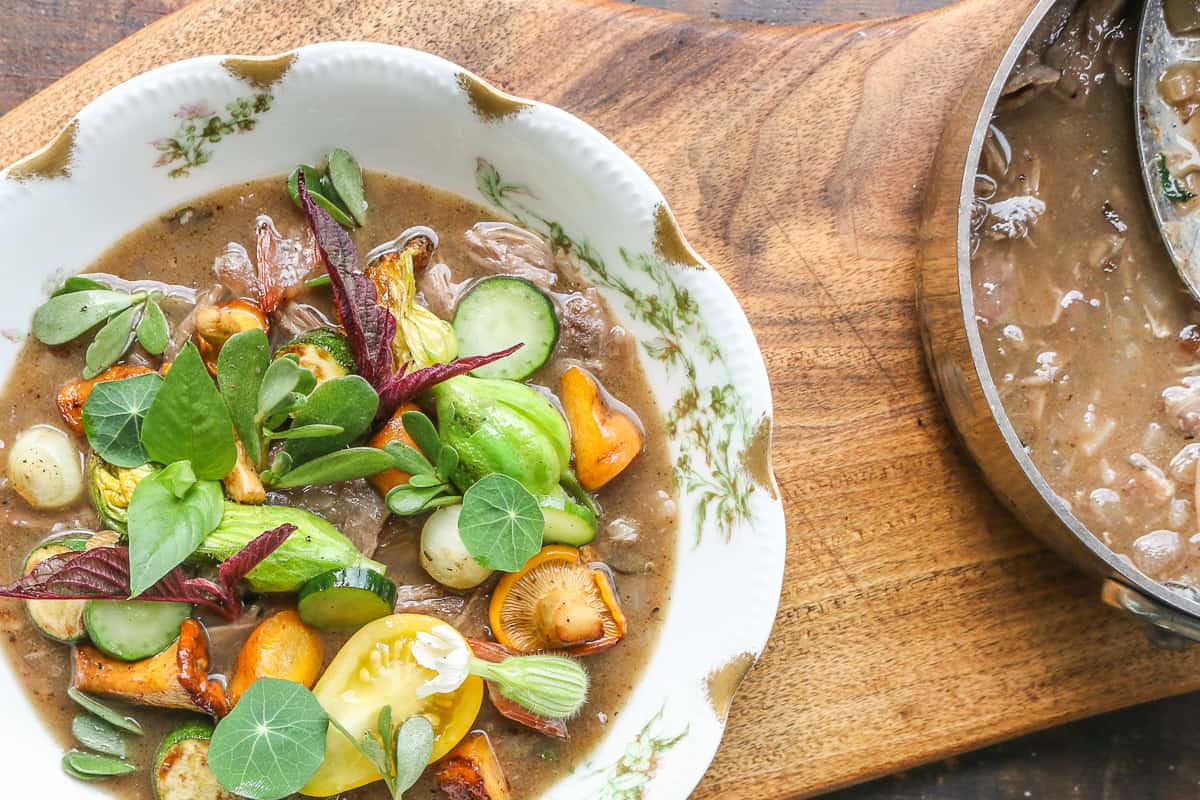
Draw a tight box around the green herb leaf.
[83,304,139,379]
[62,749,137,780]
[71,713,128,758]
[256,355,309,427]
[135,298,170,355]
[127,461,224,596]
[305,274,332,289]
[287,164,356,228]
[407,472,444,489]
[267,447,395,489]
[217,328,271,469]
[392,716,434,798]
[208,678,328,800]
[52,276,109,297]
[1159,153,1196,202]
[67,687,143,735]
[377,705,395,775]
[458,474,544,571]
[385,483,458,516]
[401,410,442,461]
[384,442,435,476]
[282,375,378,465]
[141,342,237,480]
[435,446,459,482]
[264,423,345,441]
[82,372,162,467]
[32,289,137,345]
[327,148,368,226]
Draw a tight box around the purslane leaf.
[267,447,395,489]
[83,303,139,379]
[392,716,434,798]
[282,375,378,465]
[52,276,109,297]
[217,328,271,469]
[126,462,224,596]
[141,342,238,480]
[81,372,162,467]
[382,442,434,476]
[32,289,137,345]
[264,423,345,441]
[136,298,170,355]
[400,410,441,461]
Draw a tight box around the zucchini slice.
[297,567,397,632]
[153,721,237,800]
[540,494,598,546]
[275,329,357,384]
[83,600,191,662]
[23,536,89,643]
[453,276,559,380]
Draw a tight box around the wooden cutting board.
[4,0,1200,797]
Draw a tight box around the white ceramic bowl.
[0,43,785,799]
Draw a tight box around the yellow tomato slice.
[299,614,483,797]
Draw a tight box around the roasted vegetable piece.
[177,618,230,717]
[367,236,457,368]
[195,299,268,371]
[275,329,356,384]
[301,614,484,797]
[196,502,386,592]
[57,364,155,433]
[432,376,571,496]
[489,545,626,656]
[73,639,202,712]
[366,401,421,495]
[434,731,512,800]
[23,536,89,642]
[87,455,155,532]
[153,721,238,800]
[559,366,643,491]
[223,436,265,505]
[8,425,83,509]
[228,610,323,704]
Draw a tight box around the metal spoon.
[1136,0,1200,299]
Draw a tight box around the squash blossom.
[431,375,571,496]
[367,236,457,368]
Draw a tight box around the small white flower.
[412,624,470,698]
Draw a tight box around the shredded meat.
[394,584,467,619]
[213,215,320,312]
[464,222,559,289]
[417,261,468,320]
[273,301,337,340]
[267,479,386,558]
[1163,376,1200,434]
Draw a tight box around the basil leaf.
[458,474,544,572]
[257,356,308,424]
[392,716,434,797]
[52,276,109,297]
[141,342,237,480]
[81,372,162,467]
[217,329,271,469]
[401,410,442,461]
[268,447,394,489]
[82,304,139,379]
[327,148,368,226]
[72,713,127,758]
[383,442,434,476]
[135,298,170,355]
[127,461,224,596]
[264,423,345,441]
[67,687,143,735]
[208,678,328,800]
[32,289,136,345]
[283,376,378,465]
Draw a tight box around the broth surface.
[0,171,678,798]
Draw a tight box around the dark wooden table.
[2,1,1196,798]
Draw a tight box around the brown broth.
[0,172,678,798]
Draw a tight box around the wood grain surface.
[3,1,1200,798]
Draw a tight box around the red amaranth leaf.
[298,172,396,388]
[376,344,523,420]
[0,527,292,622]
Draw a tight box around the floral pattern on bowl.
[0,43,785,799]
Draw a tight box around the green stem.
[561,470,600,518]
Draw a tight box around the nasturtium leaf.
[135,298,169,355]
[71,713,128,758]
[392,715,435,796]
[83,303,139,379]
[32,289,136,345]
[81,372,162,467]
[458,474,544,572]
[208,678,328,800]
[267,447,395,489]
[126,461,224,597]
[52,276,109,296]
[218,328,271,469]
[141,342,237,480]
[282,375,379,465]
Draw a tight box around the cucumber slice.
[23,537,90,643]
[297,567,397,632]
[453,276,559,380]
[153,722,235,800]
[83,600,190,662]
[540,494,598,546]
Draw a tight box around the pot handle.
[1101,579,1200,650]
